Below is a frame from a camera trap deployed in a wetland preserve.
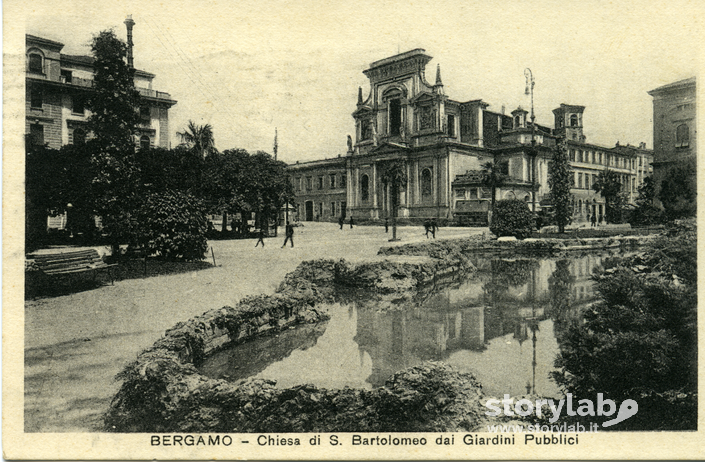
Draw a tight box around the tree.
[177,120,216,159]
[481,160,507,223]
[489,199,535,239]
[592,169,627,224]
[629,176,662,226]
[381,161,408,241]
[659,162,696,220]
[548,138,573,233]
[87,29,143,251]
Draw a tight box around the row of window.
[359,110,457,141]
[30,88,152,122]
[358,168,433,202]
[574,172,636,192]
[570,149,639,170]
[295,173,347,192]
[27,123,152,149]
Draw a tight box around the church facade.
[288,49,652,224]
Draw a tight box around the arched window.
[570,114,579,127]
[140,135,151,150]
[676,124,689,147]
[361,174,369,202]
[28,52,43,73]
[421,168,433,200]
[389,99,402,136]
[73,128,86,145]
[524,195,531,202]
[505,191,516,200]
[514,115,522,128]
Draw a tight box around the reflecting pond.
[199,253,615,397]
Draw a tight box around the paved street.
[24,222,485,432]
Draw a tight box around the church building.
[288,49,652,225]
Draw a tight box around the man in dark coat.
[281,222,294,248]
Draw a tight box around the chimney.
[124,15,135,68]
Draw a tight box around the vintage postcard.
[4,0,704,459]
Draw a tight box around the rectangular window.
[331,202,336,216]
[455,189,465,198]
[30,87,42,109]
[29,54,43,73]
[330,174,336,189]
[61,69,73,83]
[317,177,324,190]
[447,115,456,138]
[578,173,583,189]
[341,174,347,188]
[306,177,312,191]
[72,94,86,115]
[573,173,577,187]
[30,124,44,146]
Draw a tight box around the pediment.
[410,91,436,104]
[368,142,410,155]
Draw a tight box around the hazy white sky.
[17,0,702,162]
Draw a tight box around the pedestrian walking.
[281,222,294,248]
[590,213,597,228]
[349,216,355,229]
[384,218,389,233]
[255,227,266,247]
[431,218,437,239]
[338,216,345,230]
[424,219,430,238]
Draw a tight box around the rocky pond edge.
[104,233,657,433]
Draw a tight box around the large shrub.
[551,220,697,430]
[137,191,209,261]
[490,199,535,239]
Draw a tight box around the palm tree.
[481,160,507,209]
[381,161,408,241]
[177,120,216,158]
[481,160,507,226]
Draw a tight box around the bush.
[490,199,535,239]
[551,222,697,430]
[136,191,209,261]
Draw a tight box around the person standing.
[590,213,597,228]
[431,219,437,238]
[338,216,344,230]
[349,216,355,229]
[384,218,389,233]
[255,227,265,247]
[281,222,294,248]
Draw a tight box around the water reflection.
[199,253,613,397]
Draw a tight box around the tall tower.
[553,104,585,142]
[124,15,135,68]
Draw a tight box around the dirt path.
[24,223,484,432]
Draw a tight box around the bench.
[32,249,117,284]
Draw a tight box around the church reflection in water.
[350,254,606,391]
[200,253,615,397]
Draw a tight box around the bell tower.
[553,104,586,142]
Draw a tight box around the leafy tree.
[592,169,627,223]
[629,176,662,226]
[659,162,696,220]
[481,160,507,216]
[177,120,217,159]
[87,29,142,251]
[548,138,573,233]
[200,149,292,236]
[381,161,408,241]
[489,199,535,239]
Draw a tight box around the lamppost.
[525,68,537,213]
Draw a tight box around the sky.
[16,0,703,163]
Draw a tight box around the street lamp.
[524,68,537,213]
